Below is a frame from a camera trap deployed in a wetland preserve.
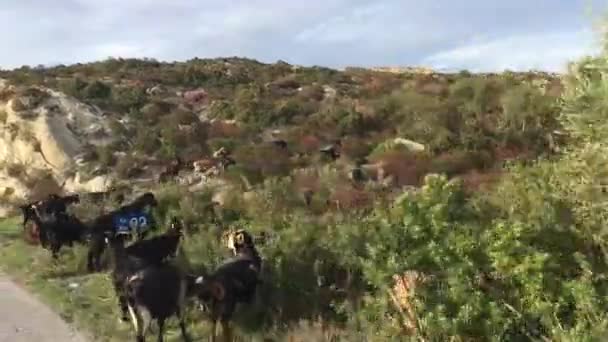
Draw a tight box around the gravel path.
[0,273,88,342]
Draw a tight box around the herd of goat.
[18,192,263,342]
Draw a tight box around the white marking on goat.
[195,276,204,284]
[128,274,142,283]
[127,304,140,333]
[138,305,152,336]
[226,233,237,255]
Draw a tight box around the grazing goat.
[87,192,159,272]
[270,139,288,149]
[124,265,193,342]
[194,229,263,342]
[125,216,185,266]
[106,232,194,342]
[106,233,155,324]
[29,204,90,258]
[21,193,81,247]
[158,157,184,183]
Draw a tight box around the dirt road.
[0,273,88,342]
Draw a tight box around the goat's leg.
[177,309,191,342]
[39,226,49,248]
[157,318,165,342]
[118,294,130,322]
[127,303,151,342]
[87,235,106,272]
[51,247,60,259]
[113,280,130,322]
[49,238,61,259]
[210,319,217,342]
[220,320,232,342]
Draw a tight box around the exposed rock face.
[0,80,116,211]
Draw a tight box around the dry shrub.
[293,168,320,193]
[371,150,430,187]
[415,78,449,96]
[208,120,241,139]
[10,97,27,111]
[340,136,372,161]
[328,186,371,210]
[362,74,401,97]
[26,171,62,200]
[458,168,502,192]
[283,320,346,342]
[298,134,321,154]
[388,271,430,336]
[429,150,490,177]
[0,88,15,101]
[493,145,530,163]
[271,75,301,90]
[234,144,291,178]
[298,84,325,101]
[545,79,564,97]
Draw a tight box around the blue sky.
[1,0,606,72]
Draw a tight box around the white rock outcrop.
[0,80,115,210]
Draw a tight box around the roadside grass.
[0,217,324,342]
[0,217,218,342]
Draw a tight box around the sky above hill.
[1,0,606,72]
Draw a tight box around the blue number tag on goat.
[113,212,151,235]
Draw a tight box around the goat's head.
[63,194,81,205]
[222,229,255,255]
[47,193,61,201]
[20,204,35,226]
[192,275,226,310]
[31,202,58,224]
[168,216,184,235]
[138,192,158,208]
[128,192,158,213]
[104,230,129,245]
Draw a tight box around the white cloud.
[0,0,604,71]
[423,29,602,72]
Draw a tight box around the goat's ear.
[235,232,245,244]
[210,282,226,300]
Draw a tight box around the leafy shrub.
[82,80,111,99]
[429,150,492,177]
[369,150,431,186]
[110,85,147,112]
[233,144,292,179]
[133,124,160,155]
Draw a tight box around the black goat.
[87,192,158,272]
[124,264,193,342]
[20,193,79,228]
[124,216,184,266]
[194,229,263,342]
[29,204,90,259]
[106,232,193,342]
[106,233,155,324]
[20,201,38,229]
[21,193,81,247]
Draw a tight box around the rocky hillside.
[0,81,119,214]
[0,58,566,215]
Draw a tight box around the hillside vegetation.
[4,48,608,341]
